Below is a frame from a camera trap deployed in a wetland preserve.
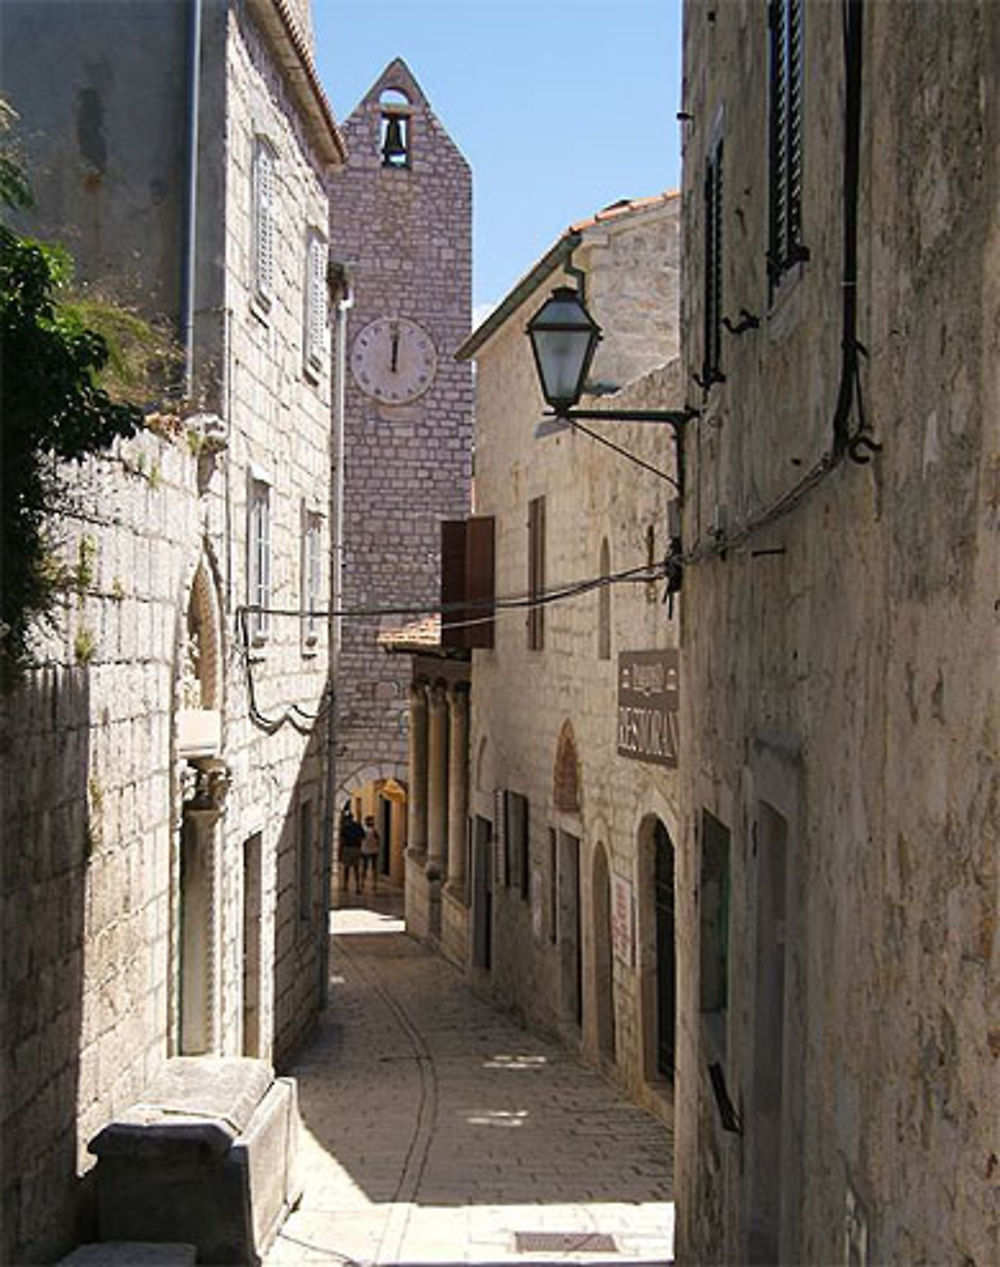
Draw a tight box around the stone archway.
[592,841,615,1062]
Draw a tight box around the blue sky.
[313,0,683,321]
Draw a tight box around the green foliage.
[1,104,143,685]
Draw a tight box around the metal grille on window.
[253,140,275,301]
[702,137,724,387]
[769,0,807,288]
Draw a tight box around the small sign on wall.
[617,649,679,768]
[611,875,635,966]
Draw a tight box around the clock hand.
[390,327,399,373]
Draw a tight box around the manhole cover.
[514,1231,619,1254]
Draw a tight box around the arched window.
[553,720,581,814]
[598,537,611,660]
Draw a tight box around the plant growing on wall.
[0,101,172,686]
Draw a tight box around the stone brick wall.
[328,59,473,795]
[676,3,1000,1263]
[467,195,685,1119]
[0,2,336,1260]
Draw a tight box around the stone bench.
[89,1057,301,1265]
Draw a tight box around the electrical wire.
[237,558,667,734]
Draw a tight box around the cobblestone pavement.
[265,881,674,1267]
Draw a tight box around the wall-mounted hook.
[847,433,883,465]
[722,308,760,336]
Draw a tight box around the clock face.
[350,316,437,404]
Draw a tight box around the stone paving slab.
[267,885,674,1266]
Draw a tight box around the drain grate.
[514,1231,619,1254]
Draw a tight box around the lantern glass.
[527,286,602,413]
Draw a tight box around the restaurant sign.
[617,649,679,768]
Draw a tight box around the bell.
[381,114,407,167]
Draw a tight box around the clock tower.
[329,59,473,845]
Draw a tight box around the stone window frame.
[247,472,272,645]
[301,504,323,653]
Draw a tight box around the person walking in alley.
[340,805,364,896]
[361,815,380,891]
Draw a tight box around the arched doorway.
[653,819,677,1078]
[592,842,615,1062]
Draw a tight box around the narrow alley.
[266,883,674,1267]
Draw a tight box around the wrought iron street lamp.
[526,285,697,496]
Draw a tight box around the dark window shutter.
[528,496,546,650]
[769,0,806,287]
[465,516,495,649]
[441,520,468,648]
[703,138,724,385]
[441,516,495,650]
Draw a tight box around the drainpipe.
[181,0,203,403]
[320,266,353,1007]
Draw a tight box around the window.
[527,495,545,650]
[702,134,724,387]
[700,810,731,1057]
[598,538,611,660]
[247,478,271,642]
[302,511,322,648]
[499,791,530,900]
[548,827,558,944]
[252,137,276,303]
[305,229,328,373]
[441,516,495,650]
[298,800,313,923]
[493,788,508,886]
[768,0,807,291]
[645,524,657,604]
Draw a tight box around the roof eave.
[455,230,582,362]
[246,0,347,168]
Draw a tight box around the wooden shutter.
[769,0,806,285]
[703,138,723,385]
[307,232,327,367]
[441,517,495,649]
[254,141,275,299]
[528,496,545,650]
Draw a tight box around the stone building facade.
[0,2,344,1261]
[450,194,688,1117]
[675,2,999,1263]
[327,59,473,869]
